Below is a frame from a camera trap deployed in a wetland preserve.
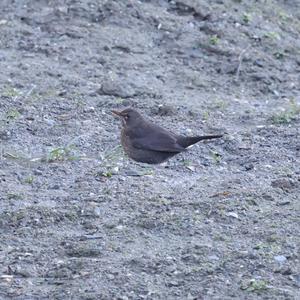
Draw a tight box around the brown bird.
[112,108,222,164]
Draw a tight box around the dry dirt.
[0,0,300,299]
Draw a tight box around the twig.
[13,84,36,102]
[24,84,36,100]
[236,45,251,81]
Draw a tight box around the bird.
[112,108,223,164]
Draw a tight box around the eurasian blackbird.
[112,108,222,164]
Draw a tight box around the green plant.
[97,146,124,178]
[202,111,210,121]
[101,171,113,178]
[211,151,222,163]
[278,11,289,21]
[274,51,284,59]
[183,159,193,167]
[115,98,124,104]
[264,31,280,40]
[242,13,251,24]
[209,35,219,45]
[7,192,22,200]
[214,99,227,110]
[6,109,20,120]
[2,86,20,98]
[24,176,34,184]
[270,99,300,124]
[241,279,268,293]
[46,145,77,162]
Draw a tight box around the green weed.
[6,109,20,120]
[46,145,77,162]
[270,99,300,124]
[209,35,219,45]
[211,151,222,163]
[264,31,280,40]
[241,279,268,293]
[2,86,20,98]
[242,13,251,24]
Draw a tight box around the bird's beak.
[111,110,123,117]
[112,110,127,126]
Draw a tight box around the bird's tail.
[178,134,223,148]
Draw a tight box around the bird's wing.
[130,124,186,153]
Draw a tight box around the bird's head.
[112,108,143,127]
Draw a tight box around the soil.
[0,0,299,299]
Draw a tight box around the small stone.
[84,106,95,113]
[0,275,13,283]
[271,178,295,190]
[66,246,102,257]
[274,255,287,264]
[97,78,136,98]
[33,169,43,176]
[290,274,300,286]
[107,273,115,280]
[262,193,274,201]
[208,255,219,261]
[56,6,68,14]
[238,143,252,150]
[49,184,60,190]
[226,212,239,219]
[57,90,67,96]
[104,220,117,229]
[0,19,8,25]
[254,59,264,67]
[186,165,195,172]
[277,201,291,206]
[167,280,181,287]
[244,163,254,171]
[94,207,101,216]
[0,130,11,140]
[281,267,292,275]
[111,166,119,174]
[155,105,176,116]
[219,63,237,74]
[44,118,56,126]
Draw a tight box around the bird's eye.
[125,115,129,120]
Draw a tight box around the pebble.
[155,104,176,116]
[0,19,8,25]
[271,178,295,190]
[290,274,300,286]
[186,165,196,172]
[274,255,287,264]
[1,129,12,140]
[93,207,101,216]
[98,78,135,98]
[44,118,56,126]
[33,169,43,176]
[208,255,219,261]
[226,212,239,219]
[84,106,95,113]
[107,273,115,280]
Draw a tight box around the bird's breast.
[120,128,131,153]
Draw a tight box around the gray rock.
[97,78,136,98]
[0,130,12,140]
[274,255,287,264]
[271,178,295,190]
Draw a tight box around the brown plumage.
[112,108,222,164]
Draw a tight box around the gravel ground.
[0,0,299,299]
